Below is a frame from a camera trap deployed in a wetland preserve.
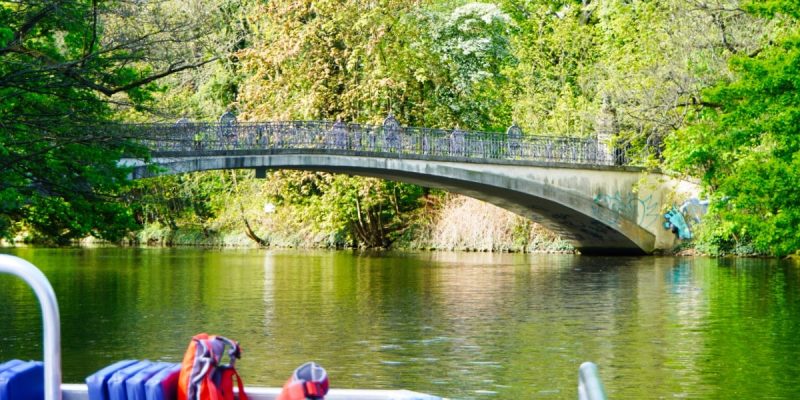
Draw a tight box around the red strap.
[219,369,234,400]
[203,373,224,400]
[233,369,248,400]
[216,367,247,400]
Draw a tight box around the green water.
[1,248,799,399]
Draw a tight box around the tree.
[427,2,515,129]
[238,0,514,128]
[665,0,800,255]
[234,0,514,248]
[0,0,229,242]
[502,0,768,162]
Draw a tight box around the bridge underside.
[318,167,648,255]
[125,153,656,255]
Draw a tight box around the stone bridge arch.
[123,152,681,255]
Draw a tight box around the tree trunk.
[231,171,268,247]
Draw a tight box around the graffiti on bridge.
[663,198,709,240]
[592,191,660,229]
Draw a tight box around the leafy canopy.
[665,0,800,256]
[0,0,222,243]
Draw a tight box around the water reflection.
[1,249,800,399]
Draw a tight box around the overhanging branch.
[64,57,219,96]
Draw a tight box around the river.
[1,248,798,398]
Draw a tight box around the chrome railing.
[0,254,62,400]
[578,361,607,400]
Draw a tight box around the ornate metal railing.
[116,114,631,166]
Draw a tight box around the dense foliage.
[3,0,799,255]
[230,0,517,248]
[238,0,513,128]
[666,0,800,256]
[0,0,227,243]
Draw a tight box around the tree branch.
[674,98,722,109]
[64,58,218,96]
[83,0,99,61]
[0,2,62,55]
[713,13,738,54]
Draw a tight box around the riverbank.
[126,196,575,253]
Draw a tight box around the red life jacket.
[277,362,329,400]
[177,333,248,400]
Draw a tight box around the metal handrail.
[0,254,62,400]
[578,362,607,400]
[102,119,637,166]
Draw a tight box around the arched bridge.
[120,114,695,255]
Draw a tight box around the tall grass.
[421,195,572,252]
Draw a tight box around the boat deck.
[61,384,442,400]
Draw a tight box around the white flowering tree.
[428,3,515,128]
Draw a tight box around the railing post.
[219,111,238,149]
[578,362,607,400]
[506,123,522,159]
[450,127,465,157]
[0,255,61,400]
[383,113,400,153]
[332,120,347,149]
